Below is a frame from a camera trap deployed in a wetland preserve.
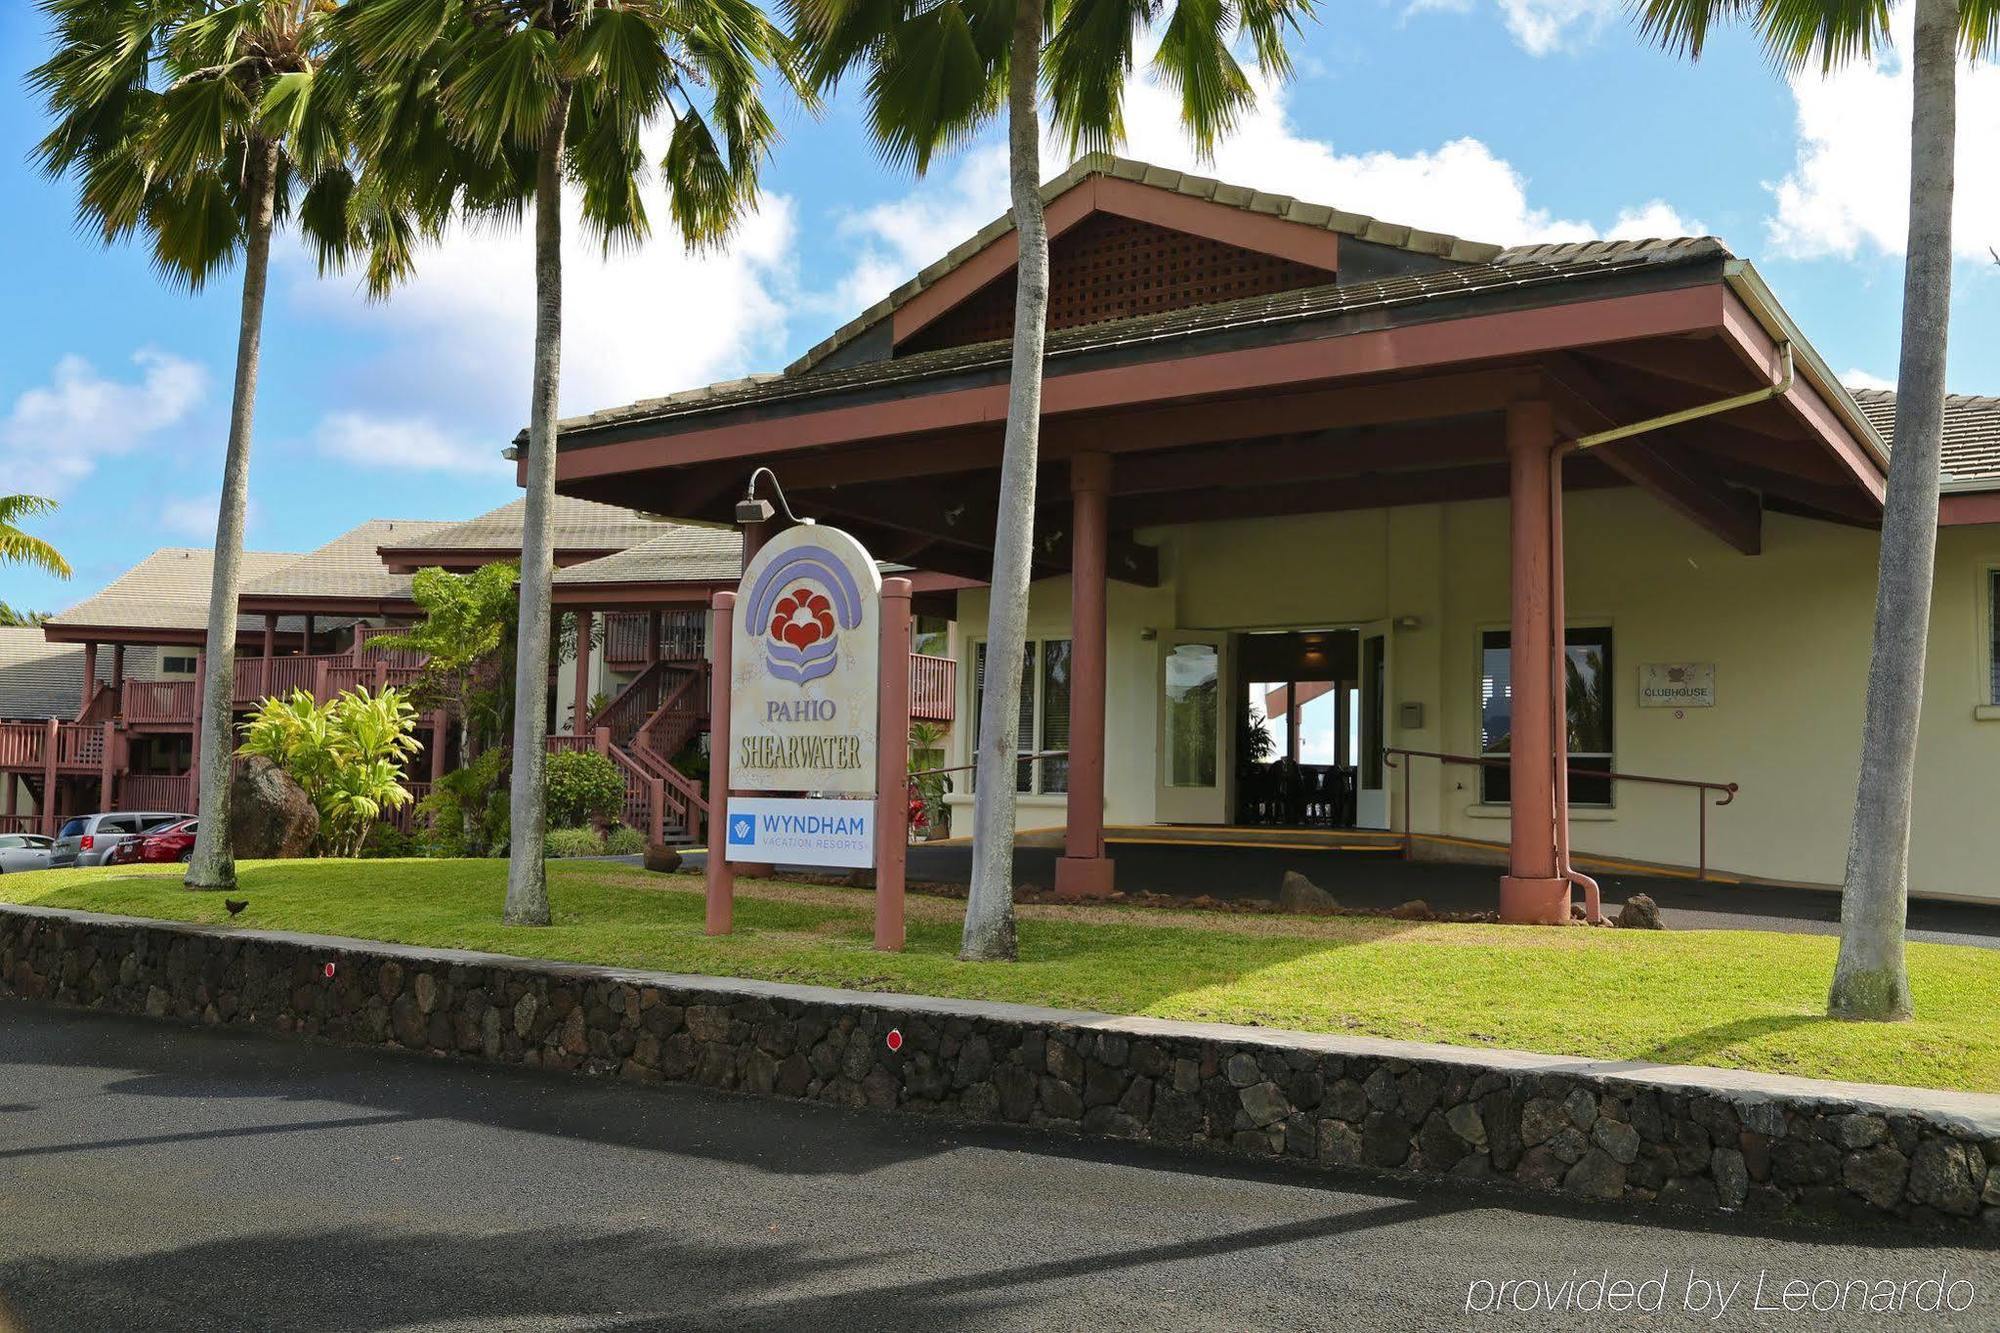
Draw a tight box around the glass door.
[1354,622,1392,829]
[1155,633,1228,824]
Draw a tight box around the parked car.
[111,818,199,865]
[51,812,190,868]
[0,833,55,873]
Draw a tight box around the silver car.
[52,812,190,868]
[0,833,55,873]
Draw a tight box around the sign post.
[710,524,906,950]
[704,591,735,936]
[874,578,912,950]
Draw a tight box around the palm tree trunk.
[960,0,1048,963]
[504,82,575,927]
[1829,0,1957,1020]
[185,135,279,893]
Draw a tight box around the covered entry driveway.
[545,157,1885,922]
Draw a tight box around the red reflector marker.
[885,1029,903,1052]
[323,962,336,979]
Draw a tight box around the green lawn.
[3,859,1996,1094]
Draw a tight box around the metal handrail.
[907,749,1069,781]
[1382,746,1738,881]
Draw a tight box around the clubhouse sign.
[726,524,881,866]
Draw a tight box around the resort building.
[0,496,961,844]
[536,153,2000,915]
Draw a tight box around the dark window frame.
[1479,625,1615,807]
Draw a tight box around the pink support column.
[261,614,277,697]
[303,615,316,654]
[704,591,736,934]
[80,642,97,715]
[41,718,58,835]
[1056,452,1115,899]
[572,609,594,735]
[111,644,125,700]
[646,610,662,666]
[430,709,449,780]
[99,721,115,810]
[875,578,912,950]
[1499,400,1570,925]
[188,651,205,811]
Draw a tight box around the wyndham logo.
[728,815,756,846]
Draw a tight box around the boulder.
[1617,894,1664,930]
[643,843,683,873]
[1277,871,1338,914]
[1388,899,1434,921]
[229,756,317,859]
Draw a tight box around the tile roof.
[557,241,1730,439]
[386,496,669,555]
[46,548,307,634]
[1851,389,2000,487]
[551,524,743,587]
[0,629,160,721]
[787,153,1516,376]
[240,519,450,601]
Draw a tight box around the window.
[972,638,1072,794]
[1479,626,1614,806]
[1989,572,2000,705]
[912,616,950,657]
[161,655,196,675]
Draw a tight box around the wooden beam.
[1544,357,1762,555]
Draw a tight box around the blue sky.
[2,0,1995,616]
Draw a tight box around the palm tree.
[1636,0,1996,1018]
[789,0,1319,960]
[344,0,797,926]
[0,495,71,579]
[31,0,428,894]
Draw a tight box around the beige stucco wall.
[949,487,2000,902]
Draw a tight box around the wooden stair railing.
[590,660,669,749]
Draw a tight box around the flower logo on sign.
[745,543,867,685]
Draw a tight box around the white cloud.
[1492,0,1620,56]
[313,411,504,476]
[1842,368,1897,392]
[284,144,799,425]
[1770,5,2000,261]
[1,349,206,492]
[831,68,1699,299]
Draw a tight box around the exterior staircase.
[584,660,711,847]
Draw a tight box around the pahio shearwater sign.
[727,524,882,797]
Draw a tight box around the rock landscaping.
[4,901,1995,1231]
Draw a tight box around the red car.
[108,818,200,865]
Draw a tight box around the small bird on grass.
[224,899,248,918]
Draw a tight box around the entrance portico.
[541,155,1886,920]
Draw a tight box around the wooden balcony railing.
[121,773,192,811]
[124,680,198,724]
[0,720,109,773]
[909,653,956,722]
[603,610,707,664]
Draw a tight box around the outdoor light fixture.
[501,445,521,461]
[739,466,812,527]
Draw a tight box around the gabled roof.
[554,241,1730,440]
[787,153,1515,377]
[46,548,305,635]
[382,496,668,559]
[551,524,742,588]
[241,519,449,602]
[1851,389,2000,487]
[0,627,88,721]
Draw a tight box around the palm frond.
[0,494,72,579]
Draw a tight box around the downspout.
[1548,342,1794,923]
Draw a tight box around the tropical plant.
[238,686,424,856]
[0,602,54,628]
[1635,0,1997,1020]
[369,561,520,761]
[31,0,436,893]
[0,495,71,579]
[907,719,948,833]
[344,0,802,927]
[414,746,511,857]
[545,748,625,828]
[790,0,1318,960]
[545,825,608,857]
[603,823,646,855]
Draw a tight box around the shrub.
[237,686,423,856]
[545,826,607,858]
[415,748,509,857]
[546,749,624,828]
[361,821,420,859]
[603,825,645,856]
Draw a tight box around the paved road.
[2,1004,1994,1332]
[676,845,2000,948]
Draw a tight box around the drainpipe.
[1548,343,1794,922]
